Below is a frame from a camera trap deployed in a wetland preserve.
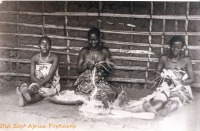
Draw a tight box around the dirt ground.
[0,79,200,131]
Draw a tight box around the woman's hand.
[44,83,51,88]
[29,83,40,94]
[86,61,95,70]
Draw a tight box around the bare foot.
[101,93,111,109]
[16,87,27,107]
[20,83,31,101]
[143,101,157,114]
[112,90,126,107]
[157,102,171,117]
[157,108,170,117]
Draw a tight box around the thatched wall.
[0,1,200,90]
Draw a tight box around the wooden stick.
[0,55,200,64]
[64,1,71,79]
[0,46,78,56]
[1,11,200,20]
[184,2,190,56]
[145,2,153,88]
[111,56,158,62]
[161,2,166,54]
[1,32,200,50]
[16,1,20,81]
[2,22,200,36]
[21,44,155,55]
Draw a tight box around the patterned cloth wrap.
[74,65,116,102]
[152,69,193,107]
[30,63,60,97]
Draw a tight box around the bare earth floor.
[0,84,200,131]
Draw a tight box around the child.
[143,36,194,116]
[16,36,60,107]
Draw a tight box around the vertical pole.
[185,2,189,56]
[98,2,102,28]
[42,2,45,36]
[175,3,178,34]
[16,2,20,81]
[145,2,153,88]
[64,2,71,86]
[175,20,178,33]
[128,2,134,88]
[161,2,166,54]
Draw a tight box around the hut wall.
[0,1,200,90]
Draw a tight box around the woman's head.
[87,27,102,49]
[170,36,185,47]
[169,36,185,56]
[39,36,51,54]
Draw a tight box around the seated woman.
[143,36,194,116]
[74,27,117,105]
[16,36,60,107]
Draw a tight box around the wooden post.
[161,3,166,54]
[128,2,134,88]
[175,3,178,34]
[98,2,102,28]
[184,2,189,56]
[64,2,71,88]
[145,2,153,88]
[16,1,20,82]
[42,2,45,36]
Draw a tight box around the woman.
[143,36,194,116]
[16,36,60,107]
[74,27,117,106]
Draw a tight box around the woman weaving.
[143,36,194,116]
[74,27,116,105]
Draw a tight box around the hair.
[39,36,51,46]
[169,36,185,47]
[87,27,101,40]
[87,27,103,50]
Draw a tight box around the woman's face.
[88,33,99,48]
[39,39,51,54]
[170,41,183,56]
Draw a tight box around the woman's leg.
[169,100,179,112]
[152,100,165,110]
[18,86,44,105]
[28,94,44,104]
[143,101,157,114]
[158,100,179,117]
[16,87,27,107]
[143,100,164,114]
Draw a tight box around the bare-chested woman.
[143,36,194,116]
[74,27,117,105]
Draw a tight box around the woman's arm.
[77,48,88,74]
[30,55,41,84]
[102,47,112,63]
[38,54,59,87]
[98,48,113,74]
[30,54,59,87]
[156,55,165,73]
[183,57,194,85]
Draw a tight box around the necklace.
[40,52,50,63]
[170,56,181,63]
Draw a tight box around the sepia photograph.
[0,1,200,131]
